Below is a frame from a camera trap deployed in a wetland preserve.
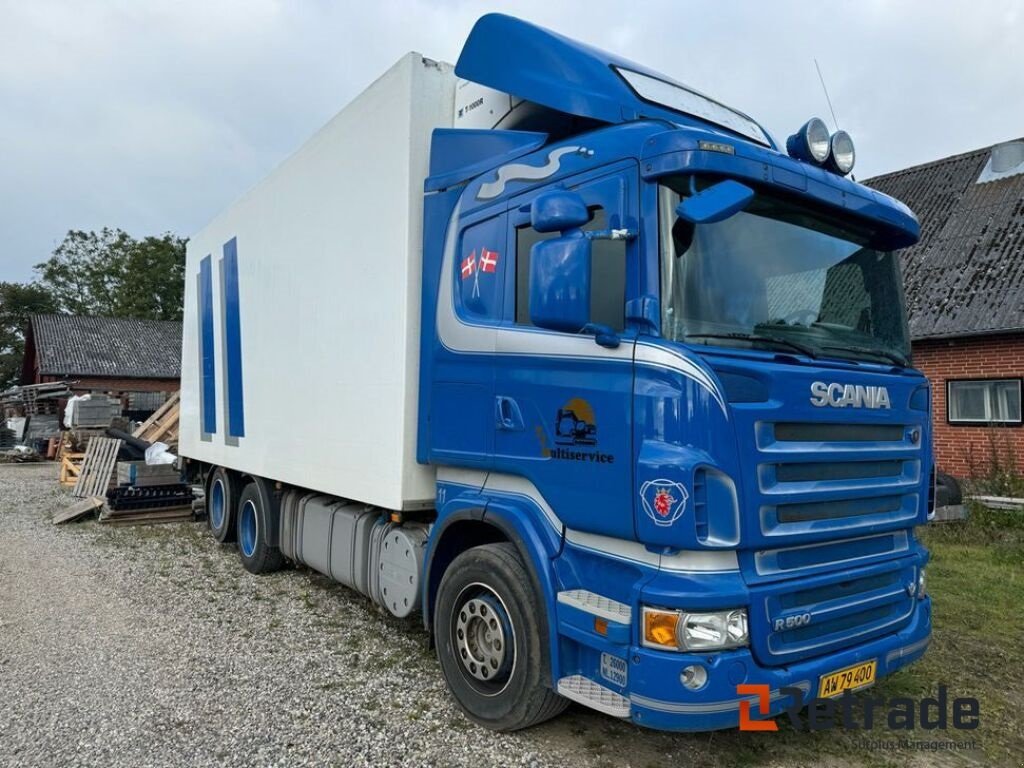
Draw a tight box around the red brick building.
[868,139,1024,479]
[21,314,181,413]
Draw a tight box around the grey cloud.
[1,0,1022,281]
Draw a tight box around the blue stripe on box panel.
[199,255,217,434]
[222,238,245,437]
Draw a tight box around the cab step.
[556,675,631,718]
[557,589,632,623]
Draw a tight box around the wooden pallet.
[133,391,180,446]
[59,452,87,487]
[72,437,122,498]
[98,505,193,526]
[53,496,104,525]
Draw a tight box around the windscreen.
[659,178,912,365]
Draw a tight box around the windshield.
[659,177,912,366]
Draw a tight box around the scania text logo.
[810,381,891,409]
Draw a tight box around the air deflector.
[455,14,773,148]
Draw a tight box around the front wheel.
[434,543,567,731]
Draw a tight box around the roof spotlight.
[786,117,831,165]
[827,130,856,175]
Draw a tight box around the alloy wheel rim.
[210,479,225,530]
[239,499,258,557]
[452,583,515,695]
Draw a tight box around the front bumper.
[626,597,931,731]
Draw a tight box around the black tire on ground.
[235,481,285,575]
[434,542,568,731]
[936,471,963,508]
[206,467,239,544]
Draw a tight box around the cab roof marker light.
[698,140,735,155]
[786,117,831,165]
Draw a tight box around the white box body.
[180,54,455,510]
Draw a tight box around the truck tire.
[935,471,963,508]
[434,543,568,731]
[207,467,239,544]
[236,481,285,574]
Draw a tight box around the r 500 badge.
[773,612,812,632]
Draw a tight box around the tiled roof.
[865,140,1024,339]
[29,314,182,379]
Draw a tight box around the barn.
[868,139,1024,480]
[20,314,181,416]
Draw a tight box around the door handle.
[495,396,524,431]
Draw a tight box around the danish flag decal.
[479,248,500,273]
[461,251,476,279]
[461,247,500,301]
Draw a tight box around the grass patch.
[704,504,1023,766]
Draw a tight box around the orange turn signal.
[643,608,681,649]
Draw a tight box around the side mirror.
[529,233,591,334]
[530,189,590,233]
[528,189,592,333]
[675,179,754,224]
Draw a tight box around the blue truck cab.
[418,15,932,731]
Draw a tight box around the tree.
[0,228,186,389]
[34,228,186,321]
[0,282,58,389]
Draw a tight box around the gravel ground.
[0,463,730,768]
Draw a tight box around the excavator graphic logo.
[554,398,597,446]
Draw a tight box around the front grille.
[775,460,903,483]
[755,421,922,541]
[773,422,905,443]
[777,494,903,524]
[754,530,910,577]
[751,559,917,665]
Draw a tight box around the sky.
[1,0,1022,282]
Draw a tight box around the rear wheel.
[434,543,567,731]
[236,481,285,574]
[207,467,238,543]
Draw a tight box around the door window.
[514,208,626,332]
[456,212,507,323]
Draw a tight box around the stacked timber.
[132,391,180,448]
[54,394,193,526]
[0,381,72,414]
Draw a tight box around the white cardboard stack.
[180,54,456,511]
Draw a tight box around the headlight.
[917,568,927,599]
[642,607,749,651]
[827,130,856,175]
[786,117,831,164]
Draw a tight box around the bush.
[963,426,1024,497]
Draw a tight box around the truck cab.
[418,14,931,730]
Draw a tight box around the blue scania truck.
[181,14,933,732]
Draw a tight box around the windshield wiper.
[686,332,819,359]
[819,344,909,367]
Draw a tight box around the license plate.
[818,660,877,698]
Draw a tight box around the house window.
[947,379,1022,424]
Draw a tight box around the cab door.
[491,164,640,540]
[428,202,509,469]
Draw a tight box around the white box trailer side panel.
[180,54,455,510]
